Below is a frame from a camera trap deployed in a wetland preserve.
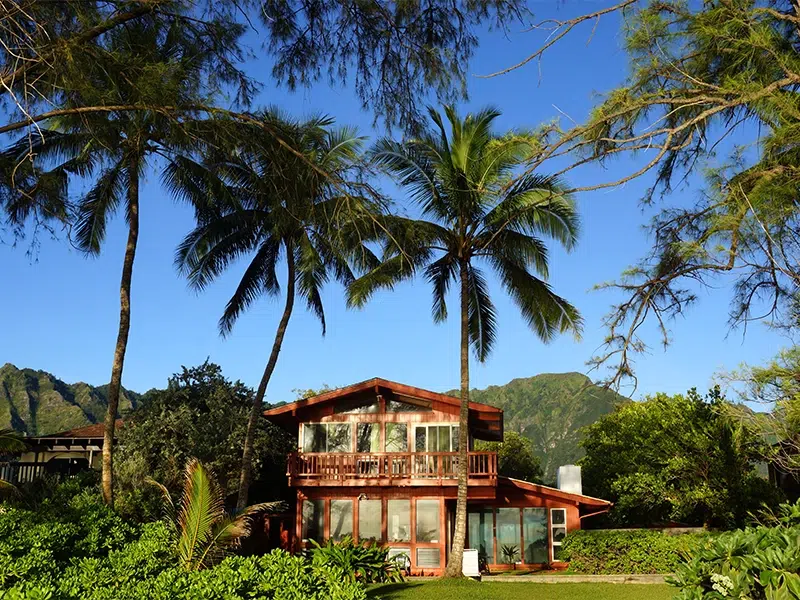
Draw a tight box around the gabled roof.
[264,377,503,441]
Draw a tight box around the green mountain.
[450,372,630,482]
[0,363,141,435]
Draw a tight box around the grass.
[367,579,676,600]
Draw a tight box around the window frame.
[301,422,354,453]
[550,508,568,562]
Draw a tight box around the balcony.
[286,451,498,487]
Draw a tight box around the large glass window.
[358,499,382,542]
[357,423,380,453]
[385,423,408,452]
[551,508,567,561]
[334,396,379,414]
[496,508,521,564]
[302,423,353,453]
[330,500,353,541]
[415,499,440,543]
[416,548,441,568]
[302,499,324,542]
[414,424,459,451]
[468,509,494,564]
[302,424,326,453]
[386,398,432,412]
[523,508,548,564]
[388,499,411,542]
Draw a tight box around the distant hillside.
[0,363,141,435]
[450,372,630,482]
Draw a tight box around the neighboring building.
[0,421,120,484]
[264,377,611,575]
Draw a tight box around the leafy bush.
[561,529,713,574]
[669,501,800,599]
[309,537,404,584]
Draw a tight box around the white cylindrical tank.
[556,464,582,495]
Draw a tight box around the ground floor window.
[416,547,441,569]
[359,499,381,542]
[388,499,411,542]
[415,499,441,543]
[523,508,548,563]
[302,499,324,542]
[496,508,521,564]
[550,508,567,561]
[330,499,353,541]
[467,509,494,565]
[466,505,570,565]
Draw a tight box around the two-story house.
[264,377,611,575]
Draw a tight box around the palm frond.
[491,255,583,342]
[466,265,497,362]
[425,254,456,323]
[176,458,226,570]
[347,254,421,309]
[73,161,127,254]
[0,429,26,453]
[218,237,282,336]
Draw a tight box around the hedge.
[561,529,714,574]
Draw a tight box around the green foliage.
[454,372,629,482]
[476,431,543,483]
[0,480,365,599]
[115,362,293,517]
[561,529,713,575]
[309,537,404,584]
[148,458,282,570]
[669,501,800,600]
[500,544,519,564]
[0,363,140,435]
[580,388,783,528]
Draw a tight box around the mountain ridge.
[0,363,141,436]
[448,372,630,482]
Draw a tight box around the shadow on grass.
[366,582,427,599]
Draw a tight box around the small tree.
[476,432,543,483]
[148,459,282,570]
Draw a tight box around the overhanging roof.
[264,377,503,441]
[499,476,612,509]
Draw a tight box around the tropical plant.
[476,431,543,483]
[171,110,381,510]
[348,105,582,575]
[0,14,248,506]
[148,458,282,570]
[309,536,405,584]
[501,544,519,567]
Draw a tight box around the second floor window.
[302,423,353,453]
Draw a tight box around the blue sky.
[0,3,783,403]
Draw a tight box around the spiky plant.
[148,458,281,570]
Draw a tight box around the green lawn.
[367,579,676,600]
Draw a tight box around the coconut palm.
[148,458,281,570]
[348,105,582,576]
[0,17,248,506]
[171,110,380,509]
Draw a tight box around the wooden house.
[264,377,611,575]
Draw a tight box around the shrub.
[561,529,713,574]
[669,502,800,599]
[309,537,405,584]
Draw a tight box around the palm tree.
[0,18,248,506]
[148,458,282,570]
[348,106,582,577]
[0,429,26,493]
[171,110,380,510]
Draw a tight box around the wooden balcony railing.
[287,451,497,485]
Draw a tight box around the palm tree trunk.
[236,240,296,510]
[444,259,470,577]
[101,153,139,506]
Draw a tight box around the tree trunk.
[236,240,296,510]
[101,153,139,506]
[444,259,470,577]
